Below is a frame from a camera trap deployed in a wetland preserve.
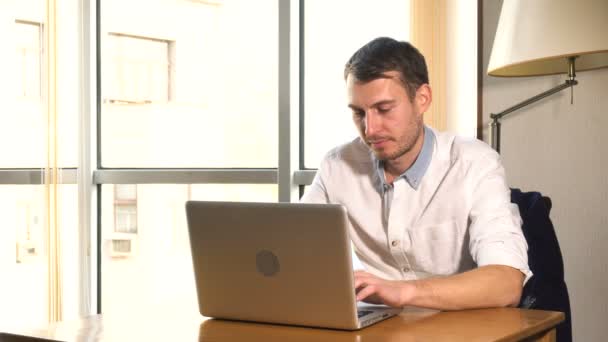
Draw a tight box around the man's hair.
[344,37,429,101]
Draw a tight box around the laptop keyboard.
[357,310,373,318]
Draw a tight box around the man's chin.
[365,142,401,160]
[371,147,408,162]
[370,149,390,161]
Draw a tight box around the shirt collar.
[374,125,435,190]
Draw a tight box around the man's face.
[346,72,426,162]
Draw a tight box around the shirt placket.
[386,178,415,280]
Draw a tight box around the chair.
[510,188,572,342]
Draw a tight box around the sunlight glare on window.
[101,0,278,168]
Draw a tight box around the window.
[0,186,46,326]
[4,19,46,169]
[100,0,278,168]
[0,0,82,326]
[15,200,43,263]
[15,20,42,100]
[101,184,277,314]
[104,34,173,104]
[113,184,138,234]
[108,184,138,258]
[1,0,411,324]
[0,185,79,327]
[111,239,132,253]
[97,0,409,314]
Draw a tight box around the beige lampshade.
[488,0,608,77]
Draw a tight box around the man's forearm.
[402,265,524,310]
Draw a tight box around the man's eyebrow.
[348,100,396,110]
[373,100,397,107]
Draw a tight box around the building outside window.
[114,184,137,234]
[15,20,42,100]
[104,33,173,104]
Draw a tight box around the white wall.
[482,1,608,341]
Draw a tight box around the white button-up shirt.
[301,127,531,282]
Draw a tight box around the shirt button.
[391,240,399,247]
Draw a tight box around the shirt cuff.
[476,244,533,285]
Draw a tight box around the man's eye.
[352,111,365,118]
[378,107,391,113]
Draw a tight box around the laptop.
[185,201,401,330]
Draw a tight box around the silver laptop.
[185,201,401,330]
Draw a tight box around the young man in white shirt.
[301,37,531,310]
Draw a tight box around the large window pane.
[0,0,81,327]
[0,186,46,328]
[0,0,80,169]
[101,0,278,168]
[1,3,45,168]
[304,0,410,168]
[101,184,277,314]
[0,185,79,328]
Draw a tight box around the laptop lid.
[185,201,362,330]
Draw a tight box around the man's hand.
[354,270,413,307]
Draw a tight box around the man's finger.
[356,283,377,302]
[354,276,375,290]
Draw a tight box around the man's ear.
[415,84,432,115]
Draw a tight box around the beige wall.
[482,1,608,341]
[412,0,478,137]
[445,0,478,137]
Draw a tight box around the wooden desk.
[1,307,564,342]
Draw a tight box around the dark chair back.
[511,188,572,342]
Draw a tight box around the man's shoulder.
[433,129,498,163]
[323,137,373,164]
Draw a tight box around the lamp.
[487,0,608,153]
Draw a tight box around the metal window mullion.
[95,0,102,315]
[78,0,98,318]
[278,0,300,202]
[0,169,44,184]
[92,169,277,184]
[0,169,78,184]
[293,169,315,186]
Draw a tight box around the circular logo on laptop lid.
[256,250,280,276]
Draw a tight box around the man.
[301,37,531,310]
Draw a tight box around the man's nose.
[365,112,379,136]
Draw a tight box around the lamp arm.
[489,79,578,153]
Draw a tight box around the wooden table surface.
[1,307,564,342]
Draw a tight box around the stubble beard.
[370,116,423,162]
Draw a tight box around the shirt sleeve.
[300,165,329,204]
[300,156,367,272]
[300,158,330,204]
[467,151,533,284]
